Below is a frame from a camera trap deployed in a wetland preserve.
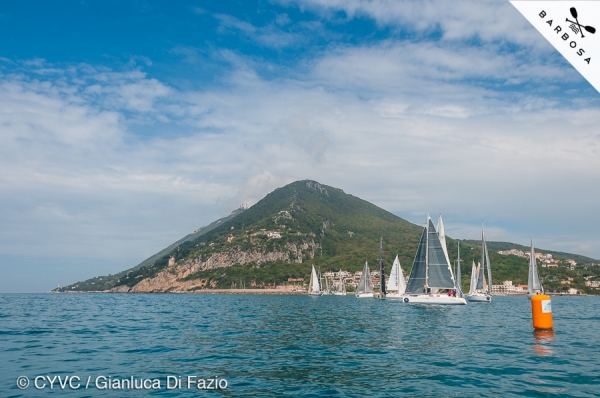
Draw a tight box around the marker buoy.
[531,294,553,330]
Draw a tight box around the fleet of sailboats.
[304,216,551,304]
[466,224,492,303]
[527,240,543,298]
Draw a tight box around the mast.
[380,237,386,294]
[425,215,430,291]
[457,241,462,295]
[318,267,322,292]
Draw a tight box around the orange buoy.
[531,294,553,330]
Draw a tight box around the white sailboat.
[333,269,347,296]
[466,224,492,303]
[527,240,543,298]
[386,255,406,299]
[307,264,323,296]
[355,261,374,298]
[402,215,467,305]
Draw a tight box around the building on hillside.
[491,281,527,295]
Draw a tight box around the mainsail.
[427,218,455,290]
[406,215,455,293]
[405,227,428,293]
[356,261,374,294]
[337,270,344,293]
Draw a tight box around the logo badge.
[511,1,600,93]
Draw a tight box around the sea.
[1,294,599,397]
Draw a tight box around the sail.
[387,257,399,292]
[437,214,452,270]
[427,218,455,289]
[529,241,542,293]
[364,262,374,293]
[406,227,428,293]
[397,257,406,294]
[357,261,373,294]
[483,227,492,295]
[337,270,344,293]
[468,261,477,294]
[476,261,485,290]
[309,265,320,293]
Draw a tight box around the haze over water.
[1,294,598,396]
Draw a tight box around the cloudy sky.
[1,0,599,292]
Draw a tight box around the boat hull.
[386,292,404,299]
[308,292,323,297]
[332,292,347,296]
[466,293,492,303]
[355,292,374,298]
[402,294,467,305]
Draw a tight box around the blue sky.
[1,0,600,292]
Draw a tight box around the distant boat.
[322,274,332,295]
[355,261,374,298]
[466,224,492,303]
[402,214,467,305]
[333,269,347,296]
[307,264,323,296]
[527,240,543,298]
[386,255,406,299]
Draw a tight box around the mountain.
[56,180,423,292]
[55,180,600,294]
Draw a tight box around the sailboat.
[386,255,406,299]
[466,224,492,302]
[527,240,543,298]
[333,269,347,296]
[307,264,323,296]
[402,214,467,305]
[355,261,374,298]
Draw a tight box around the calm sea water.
[1,294,599,397]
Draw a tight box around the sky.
[1,0,599,293]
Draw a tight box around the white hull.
[332,292,347,296]
[308,292,323,297]
[385,292,404,299]
[402,294,467,305]
[466,293,491,303]
[355,292,374,298]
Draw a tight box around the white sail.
[528,240,542,295]
[387,256,399,292]
[437,214,452,271]
[337,270,344,293]
[482,225,492,295]
[468,260,477,295]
